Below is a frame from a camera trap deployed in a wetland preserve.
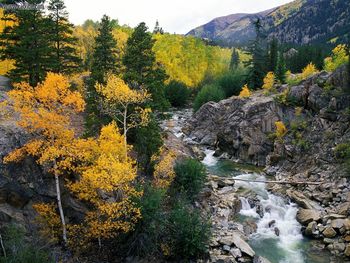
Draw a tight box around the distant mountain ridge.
[187,0,350,46]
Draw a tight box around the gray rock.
[296,209,321,225]
[253,256,272,263]
[305,221,317,237]
[322,227,337,238]
[231,234,255,257]
[331,219,350,230]
[230,248,242,258]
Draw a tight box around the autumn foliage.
[4,72,85,167]
[262,72,275,92]
[68,122,142,246]
[301,62,318,80]
[239,84,251,98]
[275,121,288,139]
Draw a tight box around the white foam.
[202,149,218,166]
[236,173,305,263]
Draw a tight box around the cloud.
[66,0,293,34]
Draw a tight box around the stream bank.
[162,108,343,263]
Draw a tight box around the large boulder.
[185,93,294,166]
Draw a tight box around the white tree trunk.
[123,107,128,158]
[55,172,67,244]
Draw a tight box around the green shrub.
[127,185,167,257]
[173,158,206,199]
[134,115,163,176]
[217,68,246,98]
[165,80,191,107]
[334,143,350,160]
[0,225,53,263]
[193,83,225,112]
[167,198,210,260]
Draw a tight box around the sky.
[66,0,293,34]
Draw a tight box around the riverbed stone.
[231,234,255,257]
[333,242,346,252]
[331,219,350,230]
[253,256,272,263]
[296,209,321,225]
[230,248,242,258]
[345,244,350,257]
[322,227,337,238]
[305,221,317,236]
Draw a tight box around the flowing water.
[164,110,332,263]
[203,153,332,263]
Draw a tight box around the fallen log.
[233,178,322,185]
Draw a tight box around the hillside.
[187,0,350,46]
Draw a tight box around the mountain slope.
[187,0,350,46]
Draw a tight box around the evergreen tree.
[86,15,118,136]
[275,52,287,83]
[347,42,350,90]
[153,20,164,34]
[91,15,118,84]
[0,0,52,86]
[229,48,240,70]
[244,19,267,89]
[123,22,169,110]
[47,0,81,74]
[269,38,278,72]
[134,115,163,175]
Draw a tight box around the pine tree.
[269,38,278,72]
[123,22,169,110]
[153,20,164,34]
[91,15,118,83]
[47,0,81,74]
[229,48,240,70]
[244,19,267,89]
[0,0,52,86]
[275,52,287,83]
[85,15,118,135]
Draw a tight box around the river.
[162,109,332,263]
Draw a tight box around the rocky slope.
[185,65,350,258]
[187,0,350,46]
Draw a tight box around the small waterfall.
[236,174,304,263]
[202,149,218,166]
[239,197,260,218]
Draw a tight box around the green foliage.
[275,52,287,83]
[91,15,118,83]
[165,80,190,108]
[173,158,206,199]
[230,48,240,70]
[126,185,166,257]
[134,115,163,175]
[0,225,53,263]
[47,0,81,74]
[193,83,225,112]
[123,22,169,111]
[244,19,268,89]
[0,0,52,86]
[167,198,210,260]
[285,45,325,73]
[334,142,350,175]
[268,38,278,72]
[217,67,246,97]
[85,15,118,136]
[335,143,350,160]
